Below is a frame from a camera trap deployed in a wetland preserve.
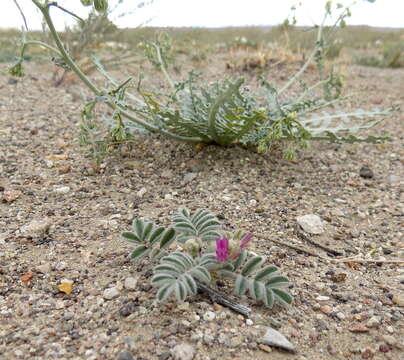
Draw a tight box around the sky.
[3,0,404,30]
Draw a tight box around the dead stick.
[196,280,251,317]
[255,233,330,261]
[332,257,404,264]
[296,228,343,256]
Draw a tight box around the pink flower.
[240,233,253,249]
[215,237,229,262]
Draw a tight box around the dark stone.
[8,78,18,85]
[117,352,134,360]
[119,301,138,317]
[359,165,374,179]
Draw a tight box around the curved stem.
[36,2,101,95]
[22,40,62,56]
[31,0,203,144]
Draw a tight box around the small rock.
[359,165,374,179]
[182,173,197,185]
[382,335,396,347]
[316,295,330,301]
[246,319,253,326]
[258,344,272,353]
[53,185,71,194]
[161,170,173,178]
[336,312,346,321]
[8,78,18,85]
[259,327,296,353]
[320,305,333,316]
[117,351,134,360]
[63,312,74,321]
[20,219,52,238]
[361,348,374,359]
[349,323,369,333]
[124,277,138,291]
[119,301,138,317]
[164,193,173,200]
[36,263,52,274]
[366,316,381,328]
[103,287,120,300]
[392,293,404,307]
[171,343,195,360]
[379,344,390,353]
[296,214,324,234]
[137,187,147,198]
[203,311,215,322]
[3,189,22,202]
[386,174,401,185]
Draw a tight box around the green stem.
[22,40,62,56]
[153,43,175,89]
[31,0,203,144]
[278,13,327,96]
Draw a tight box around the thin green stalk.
[153,43,175,89]
[278,13,327,96]
[22,40,62,56]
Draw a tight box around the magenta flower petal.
[215,237,229,262]
[240,233,253,249]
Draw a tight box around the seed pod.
[93,0,108,12]
[80,0,93,6]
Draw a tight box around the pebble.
[359,165,374,179]
[366,316,381,328]
[103,287,120,300]
[392,293,404,307]
[63,312,74,321]
[117,351,134,360]
[119,301,138,317]
[296,214,324,234]
[258,344,272,353]
[137,187,147,198]
[259,327,296,353]
[316,295,330,301]
[382,335,396,347]
[336,312,346,320]
[53,185,71,194]
[182,173,197,185]
[20,219,52,238]
[36,263,52,273]
[203,311,216,322]
[124,277,138,291]
[320,305,333,316]
[246,319,253,326]
[171,343,195,360]
[349,323,369,333]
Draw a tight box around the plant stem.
[31,0,203,144]
[278,13,327,96]
[153,43,175,89]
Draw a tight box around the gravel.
[0,60,403,359]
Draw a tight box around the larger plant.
[122,208,293,308]
[12,0,388,160]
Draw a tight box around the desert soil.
[0,58,403,360]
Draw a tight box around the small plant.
[13,0,390,162]
[122,208,293,308]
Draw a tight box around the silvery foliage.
[122,209,293,308]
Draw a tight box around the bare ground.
[0,60,403,360]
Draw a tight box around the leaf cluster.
[122,208,293,309]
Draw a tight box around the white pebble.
[124,277,138,291]
[103,287,120,300]
[53,186,70,194]
[203,311,216,322]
